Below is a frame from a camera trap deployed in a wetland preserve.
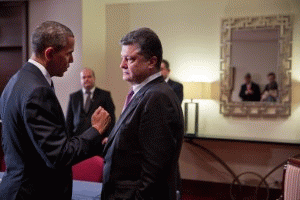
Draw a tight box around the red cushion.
[72,156,104,182]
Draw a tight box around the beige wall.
[93,0,300,143]
[29,0,83,114]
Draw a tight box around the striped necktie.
[84,90,91,113]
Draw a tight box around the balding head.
[80,68,95,90]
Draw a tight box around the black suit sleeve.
[136,92,179,198]
[65,94,74,136]
[253,84,261,101]
[25,87,104,168]
[175,83,183,104]
[239,85,246,100]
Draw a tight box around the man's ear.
[44,47,55,61]
[148,56,158,69]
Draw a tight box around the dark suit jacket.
[0,62,104,200]
[239,82,261,101]
[167,79,183,104]
[101,76,184,200]
[66,88,115,137]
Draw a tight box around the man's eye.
[128,58,135,62]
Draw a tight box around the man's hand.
[91,106,111,135]
[102,137,109,145]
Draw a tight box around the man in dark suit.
[160,59,183,104]
[239,73,261,101]
[0,21,111,200]
[66,68,115,139]
[101,28,184,200]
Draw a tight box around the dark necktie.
[84,90,91,113]
[50,80,55,91]
[123,89,134,111]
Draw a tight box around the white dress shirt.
[132,72,162,98]
[28,59,52,86]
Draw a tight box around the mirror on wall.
[220,15,292,117]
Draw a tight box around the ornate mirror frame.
[220,15,292,117]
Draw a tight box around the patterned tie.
[123,89,134,111]
[84,90,91,113]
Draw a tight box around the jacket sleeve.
[65,94,74,136]
[176,83,183,104]
[136,92,181,198]
[24,87,104,169]
[239,85,246,100]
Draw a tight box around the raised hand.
[91,106,111,135]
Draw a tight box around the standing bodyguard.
[0,21,110,200]
[101,27,184,200]
[160,59,184,104]
[66,68,115,138]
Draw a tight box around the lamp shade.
[183,82,211,99]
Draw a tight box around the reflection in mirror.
[220,15,292,117]
[231,29,280,102]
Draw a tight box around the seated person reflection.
[261,72,278,102]
[239,73,261,101]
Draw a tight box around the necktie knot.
[50,80,54,91]
[123,89,134,111]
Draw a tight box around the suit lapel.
[103,76,164,154]
[23,62,66,126]
[78,90,85,113]
[89,88,99,112]
[103,93,143,154]
[86,88,102,114]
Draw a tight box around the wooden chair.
[279,158,300,200]
[72,156,104,183]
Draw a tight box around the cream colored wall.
[29,0,83,114]
[100,0,300,143]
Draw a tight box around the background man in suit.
[66,68,115,140]
[239,73,261,101]
[160,59,183,104]
[101,27,184,200]
[0,21,111,200]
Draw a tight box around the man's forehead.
[121,44,141,54]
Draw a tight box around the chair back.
[283,158,300,200]
[72,156,104,183]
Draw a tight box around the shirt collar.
[28,59,52,86]
[132,72,161,97]
[165,76,170,82]
[82,87,96,94]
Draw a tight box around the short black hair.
[268,72,276,78]
[120,27,163,70]
[245,73,251,78]
[32,21,74,56]
[161,59,170,70]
